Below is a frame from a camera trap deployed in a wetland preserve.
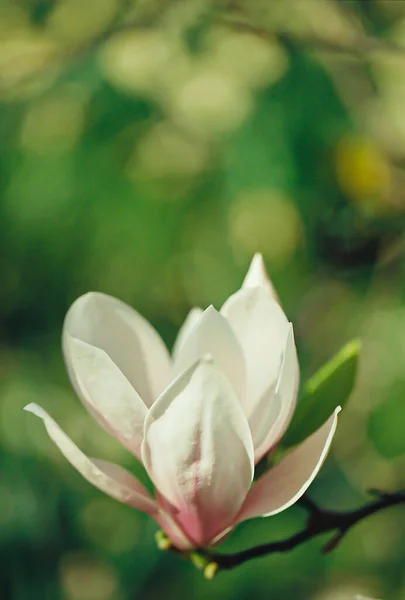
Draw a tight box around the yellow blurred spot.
[171,68,251,135]
[228,189,302,268]
[48,0,119,44]
[207,29,289,89]
[59,552,120,600]
[20,89,85,154]
[368,52,405,157]
[0,35,57,98]
[335,135,392,211]
[131,122,207,180]
[100,31,188,98]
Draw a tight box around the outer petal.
[24,403,157,515]
[242,253,279,302]
[237,407,340,522]
[64,337,148,457]
[221,287,290,415]
[142,357,254,547]
[172,307,203,361]
[155,494,194,551]
[248,388,281,460]
[63,292,171,408]
[173,306,246,399]
[253,324,299,461]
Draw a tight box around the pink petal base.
[155,493,235,550]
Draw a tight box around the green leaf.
[283,339,361,448]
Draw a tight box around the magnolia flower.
[25,254,339,550]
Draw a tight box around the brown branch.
[200,490,405,572]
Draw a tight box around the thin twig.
[201,490,405,571]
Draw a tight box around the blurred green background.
[1,0,405,598]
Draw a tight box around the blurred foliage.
[1,0,405,599]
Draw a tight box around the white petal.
[253,324,299,461]
[63,292,172,407]
[172,307,203,361]
[173,306,246,399]
[242,253,279,301]
[24,403,157,515]
[221,287,289,414]
[65,336,148,458]
[142,357,254,546]
[237,407,340,522]
[248,387,282,458]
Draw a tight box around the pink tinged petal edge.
[172,307,203,361]
[172,306,246,401]
[64,336,148,458]
[248,383,281,458]
[236,407,340,523]
[253,324,300,462]
[155,512,193,551]
[24,403,157,516]
[155,493,194,551]
[141,357,254,548]
[221,286,290,415]
[242,253,279,302]
[63,292,172,408]
[208,525,235,548]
